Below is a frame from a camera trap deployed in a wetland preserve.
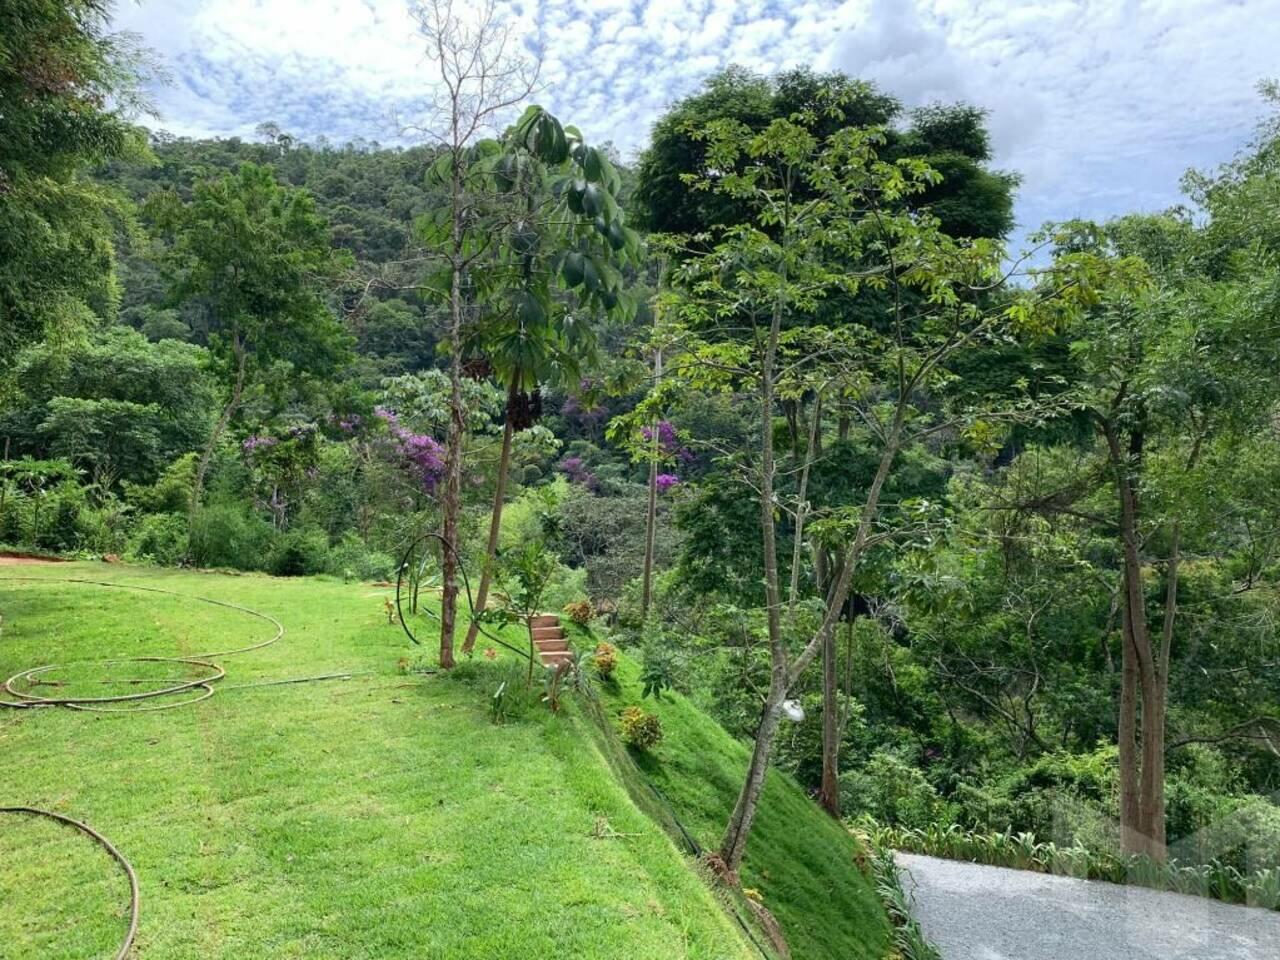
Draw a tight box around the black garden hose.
[393,532,533,663]
[0,576,283,712]
[0,806,139,960]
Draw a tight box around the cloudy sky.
[114,0,1279,252]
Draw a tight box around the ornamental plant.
[593,641,618,678]
[620,705,663,751]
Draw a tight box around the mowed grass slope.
[0,563,756,960]
[586,652,893,960]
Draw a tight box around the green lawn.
[1,563,758,959]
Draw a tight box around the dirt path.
[897,852,1280,959]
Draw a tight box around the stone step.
[532,625,564,641]
[534,637,569,652]
[540,650,574,666]
[530,614,560,628]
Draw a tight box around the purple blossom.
[376,407,446,492]
[642,420,687,458]
[559,456,599,491]
[242,435,278,454]
[655,473,680,492]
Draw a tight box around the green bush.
[74,499,131,554]
[268,527,331,577]
[33,480,85,552]
[124,454,196,514]
[188,502,273,570]
[125,513,189,565]
[326,532,395,581]
[841,751,953,831]
[0,486,29,543]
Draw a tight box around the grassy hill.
[0,563,889,958]
[581,651,892,960]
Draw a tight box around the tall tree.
[153,163,351,518]
[0,0,150,370]
[408,0,539,669]
[636,101,1107,877]
[634,66,1015,242]
[407,0,640,666]
[1031,205,1280,861]
[457,117,640,655]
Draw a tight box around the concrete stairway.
[530,614,572,668]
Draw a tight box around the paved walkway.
[897,853,1280,960]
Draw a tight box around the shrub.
[593,641,618,678]
[124,454,196,514]
[35,481,85,551]
[563,599,594,625]
[125,513,189,565]
[268,527,331,576]
[620,705,663,751]
[542,563,588,612]
[188,502,273,570]
[0,485,27,543]
[327,532,395,581]
[74,500,130,555]
[840,751,953,831]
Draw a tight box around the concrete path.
[897,852,1280,960]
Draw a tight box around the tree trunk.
[640,347,663,620]
[438,245,464,670]
[191,340,247,520]
[720,687,785,877]
[720,262,786,876]
[787,389,822,622]
[1104,417,1166,861]
[1118,601,1142,854]
[462,381,519,655]
[819,620,841,817]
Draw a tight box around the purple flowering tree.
[375,407,446,495]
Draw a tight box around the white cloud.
[114,0,1280,251]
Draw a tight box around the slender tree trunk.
[1104,418,1166,860]
[438,234,464,669]
[721,677,786,876]
[818,620,841,817]
[812,393,823,456]
[463,381,519,655]
[0,437,9,523]
[640,347,663,620]
[191,341,247,520]
[787,390,822,622]
[720,265,786,876]
[1118,602,1142,853]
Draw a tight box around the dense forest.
[4,0,1279,901]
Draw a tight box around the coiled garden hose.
[0,806,139,960]
[0,576,283,712]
